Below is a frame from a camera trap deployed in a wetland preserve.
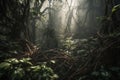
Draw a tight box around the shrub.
[0,58,58,80]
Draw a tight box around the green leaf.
[22,58,31,62]
[0,62,11,69]
[30,66,41,72]
[91,71,99,76]
[19,58,32,65]
[11,68,24,79]
[50,60,56,64]
[112,4,120,13]
[5,58,19,64]
[101,72,109,77]
[53,74,59,78]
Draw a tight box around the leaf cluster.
[0,58,58,80]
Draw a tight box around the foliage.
[0,58,58,80]
[0,1,120,80]
[61,37,98,56]
[0,0,30,40]
[112,4,120,13]
[0,40,21,61]
[78,66,120,80]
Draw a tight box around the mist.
[1,1,120,80]
[29,0,105,49]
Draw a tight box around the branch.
[40,7,55,15]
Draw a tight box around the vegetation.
[0,0,120,80]
[0,58,58,80]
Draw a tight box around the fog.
[30,0,105,49]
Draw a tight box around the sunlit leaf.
[112,4,120,13]
[50,60,56,64]
[53,74,59,78]
[5,58,19,64]
[0,62,11,69]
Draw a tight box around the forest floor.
[0,35,120,80]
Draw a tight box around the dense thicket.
[0,0,30,40]
[0,0,120,80]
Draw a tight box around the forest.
[0,0,120,80]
